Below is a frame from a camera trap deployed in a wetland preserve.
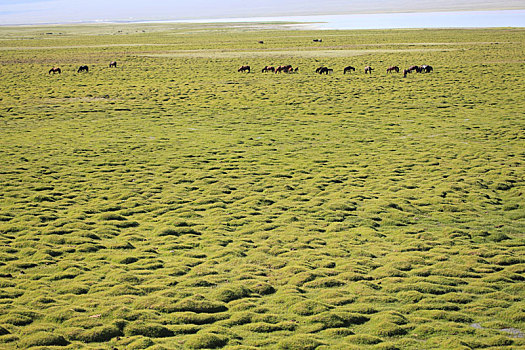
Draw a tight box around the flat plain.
[0,22,524,349]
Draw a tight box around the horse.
[275,65,292,73]
[386,66,399,73]
[364,66,373,74]
[262,66,275,73]
[109,61,117,68]
[403,69,409,78]
[77,65,89,73]
[313,39,322,42]
[258,41,264,44]
[421,65,433,73]
[318,67,332,75]
[343,66,355,74]
[49,67,61,74]
[408,65,421,73]
[238,65,250,73]
[315,66,326,74]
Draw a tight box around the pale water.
[173,10,525,30]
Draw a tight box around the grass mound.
[125,323,175,338]
[18,332,69,347]
[278,335,323,350]
[184,333,228,349]
[174,296,228,313]
[66,324,122,342]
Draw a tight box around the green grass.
[0,22,524,349]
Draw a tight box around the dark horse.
[343,66,355,74]
[49,67,61,74]
[408,65,421,73]
[364,66,373,74]
[262,66,275,73]
[77,65,89,73]
[421,65,433,73]
[238,65,250,73]
[318,67,333,75]
[109,61,117,68]
[386,66,399,73]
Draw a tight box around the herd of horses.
[239,64,433,76]
[47,60,432,77]
[48,61,117,74]
[403,64,433,76]
[239,65,301,73]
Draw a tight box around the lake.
[173,10,525,30]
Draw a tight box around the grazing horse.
[49,67,61,74]
[408,65,421,73]
[313,39,322,42]
[318,67,332,75]
[109,61,117,68]
[343,66,355,74]
[403,69,410,78]
[258,41,264,44]
[262,66,275,73]
[386,66,399,73]
[315,66,325,74]
[275,65,292,73]
[364,66,373,74]
[238,65,250,73]
[77,65,89,73]
[421,65,433,73]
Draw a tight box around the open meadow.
[0,23,524,349]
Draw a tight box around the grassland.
[0,22,524,349]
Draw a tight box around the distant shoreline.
[1,7,525,27]
[1,9,523,30]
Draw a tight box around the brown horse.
[262,66,275,73]
[275,65,292,73]
[386,66,399,73]
[364,66,373,74]
[408,65,421,73]
[49,67,61,74]
[109,61,117,68]
[77,65,89,73]
[343,66,355,74]
[238,65,250,73]
[318,67,333,75]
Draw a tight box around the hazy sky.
[1,0,524,25]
